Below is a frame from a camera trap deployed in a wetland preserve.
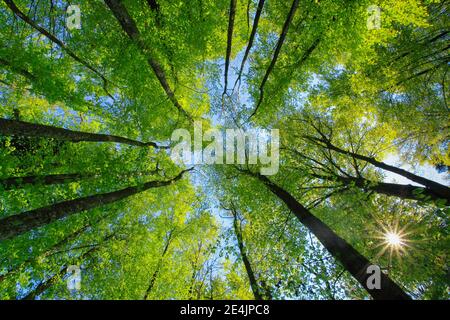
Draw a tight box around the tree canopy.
[0,0,448,300]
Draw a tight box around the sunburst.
[372,220,413,264]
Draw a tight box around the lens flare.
[385,232,402,247]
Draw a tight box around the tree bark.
[0,169,191,241]
[231,206,265,300]
[223,0,237,97]
[309,136,450,201]
[21,232,116,300]
[248,171,411,300]
[311,173,448,204]
[3,0,114,98]
[0,118,167,148]
[234,0,266,89]
[248,0,299,120]
[0,168,160,191]
[143,228,174,299]
[104,0,193,122]
[0,173,85,191]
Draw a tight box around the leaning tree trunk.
[143,228,175,299]
[0,168,160,191]
[22,245,100,300]
[0,169,191,241]
[21,232,117,300]
[0,118,167,148]
[104,0,193,122]
[0,173,87,191]
[310,136,450,201]
[311,173,448,204]
[249,171,411,300]
[231,206,265,300]
[0,213,110,283]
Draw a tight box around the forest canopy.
[0,0,449,300]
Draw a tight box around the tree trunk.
[104,0,193,122]
[231,206,265,300]
[310,136,450,201]
[0,170,190,241]
[234,0,265,88]
[143,228,174,299]
[248,0,299,119]
[250,171,411,300]
[312,173,447,204]
[0,168,160,191]
[0,118,167,148]
[223,0,237,96]
[21,232,116,300]
[0,173,85,191]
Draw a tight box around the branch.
[247,0,300,120]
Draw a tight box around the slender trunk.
[143,266,161,299]
[249,0,299,119]
[250,172,411,300]
[21,232,116,300]
[0,222,89,282]
[311,136,450,201]
[0,168,160,191]
[0,118,167,148]
[0,170,190,241]
[231,207,264,300]
[104,0,193,122]
[223,0,237,96]
[0,173,85,191]
[312,173,447,204]
[0,213,110,283]
[143,229,174,299]
[3,0,114,98]
[234,0,265,88]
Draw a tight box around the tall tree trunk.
[311,173,448,204]
[0,173,86,191]
[0,169,191,241]
[248,0,299,120]
[3,0,114,98]
[0,214,109,283]
[0,168,160,191]
[308,136,450,201]
[104,0,193,122]
[143,228,174,299]
[234,0,265,89]
[21,232,116,300]
[0,118,167,148]
[246,170,411,300]
[231,205,265,300]
[222,0,237,97]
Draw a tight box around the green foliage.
[0,0,448,300]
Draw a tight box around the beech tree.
[0,0,448,300]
